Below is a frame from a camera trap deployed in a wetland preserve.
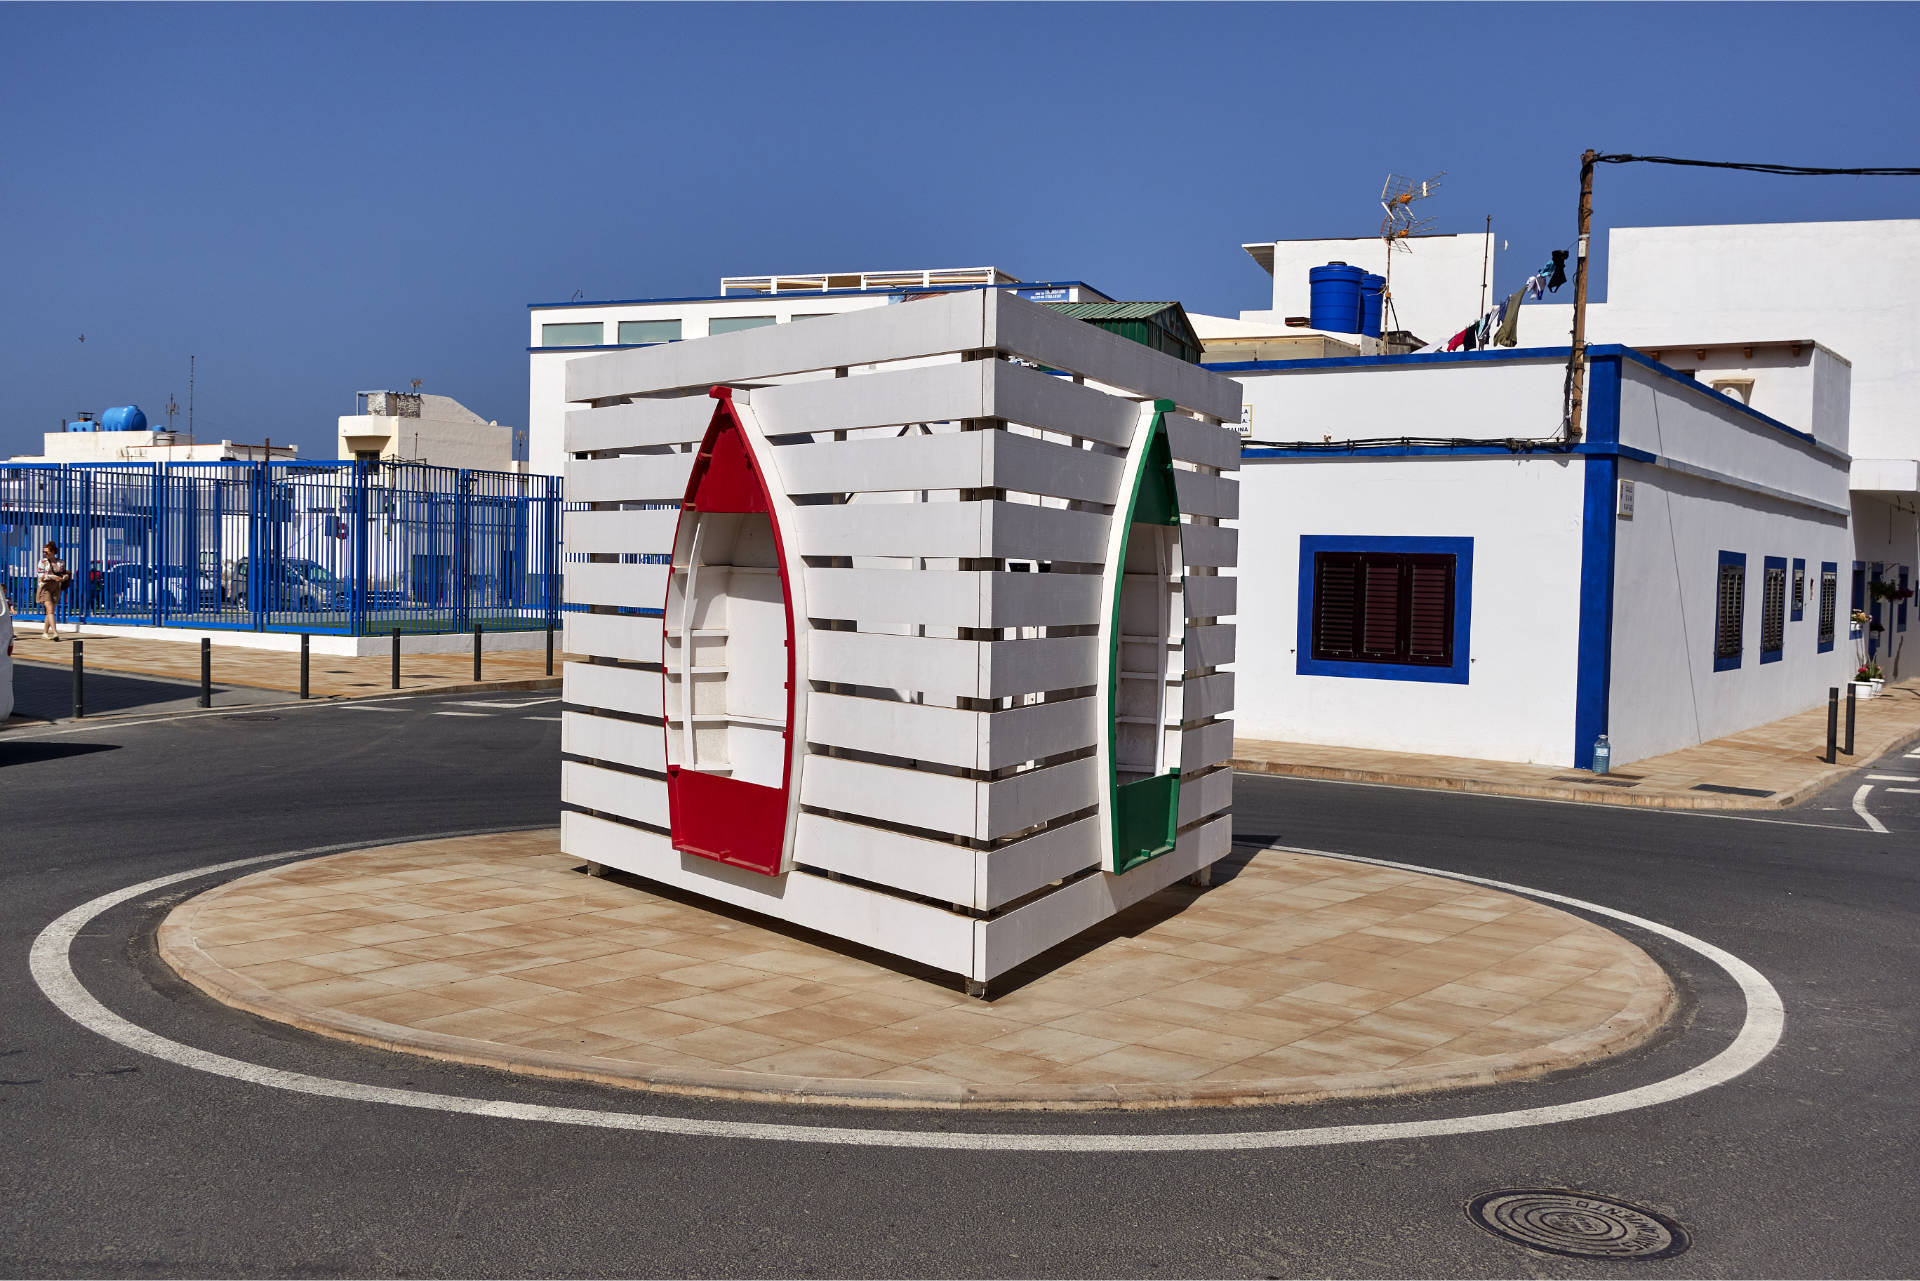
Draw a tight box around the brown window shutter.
[1313,553,1361,659]
[1360,560,1402,657]
[1406,556,1454,663]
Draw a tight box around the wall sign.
[1617,478,1635,520]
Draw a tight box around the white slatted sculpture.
[560,289,1241,989]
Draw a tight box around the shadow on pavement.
[9,661,289,720]
[0,740,120,767]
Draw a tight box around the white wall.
[1237,352,1564,444]
[1852,494,1919,680]
[1608,462,1854,764]
[1235,454,1587,765]
[1244,231,1496,349]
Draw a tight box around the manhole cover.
[1467,1189,1689,1260]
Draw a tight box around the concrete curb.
[157,844,1678,1113]
[1232,712,1920,812]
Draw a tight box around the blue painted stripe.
[1572,357,1624,770]
[1295,535,1473,686]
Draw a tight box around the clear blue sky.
[5,2,1918,460]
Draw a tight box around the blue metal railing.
[1,460,562,635]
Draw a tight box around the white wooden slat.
[805,693,1096,771]
[563,760,669,828]
[792,500,1108,563]
[803,569,1102,629]
[772,429,1122,504]
[975,816,1099,910]
[564,661,663,718]
[984,293,1243,424]
[809,631,1099,699]
[1180,521,1237,568]
[564,396,716,455]
[1180,718,1235,773]
[563,612,662,664]
[1183,572,1237,619]
[1184,622,1236,671]
[801,754,1095,843]
[988,361,1141,447]
[1177,765,1234,826]
[1172,467,1239,519]
[749,358,991,436]
[566,289,989,403]
[567,452,697,504]
[564,561,668,608]
[563,710,666,773]
[1164,412,1243,471]
[1182,672,1235,722]
[562,811,976,976]
[970,813,1231,981]
[563,508,681,557]
[793,813,977,906]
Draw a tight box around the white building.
[14,407,298,464]
[338,391,528,472]
[526,268,1111,476]
[1217,217,1918,771]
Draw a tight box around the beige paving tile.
[907,1045,1052,1085]
[982,1025,1127,1066]
[655,1025,799,1066]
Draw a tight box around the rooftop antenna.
[165,393,179,432]
[188,354,196,446]
[1378,171,1444,341]
[410,378,423,392]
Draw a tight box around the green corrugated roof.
[1041,300,1202,363]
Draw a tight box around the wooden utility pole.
[1564,149,1597,440]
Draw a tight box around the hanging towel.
[1445,328,1468,352]
[1547,249,1569,292]
[1461,322,1479,351]
[1493,285,1526,347]
[1526,273,1547,302]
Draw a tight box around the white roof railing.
[719,266,1020,296]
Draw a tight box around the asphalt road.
[1,696,1915,1278]
[10,659,290,722]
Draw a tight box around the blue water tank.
[1308,263,1364,334]
[1359,274,1386,338]
[101,404,147,432]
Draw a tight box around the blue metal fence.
[1,460,562,634]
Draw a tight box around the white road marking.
[445,699,557,709]
[1851,785,1888,835]
[527,716,560,722]
[1886,787,1920,794]
[334,704,409,712]
[431,711,489,718]
[1866,774,1919,782]
[30,840,1785,1153]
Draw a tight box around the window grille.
[1761,566,1786,656]
[1715,559,1745,662]
[1791,567,1805,614]
[1818,570,1837,647]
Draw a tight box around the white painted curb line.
[31,841,1784,1153]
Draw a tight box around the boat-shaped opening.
[1107,409,1186,874]
[662,395,795,876]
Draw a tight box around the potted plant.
[1855,661,1884,697]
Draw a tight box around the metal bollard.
[200,637,211,708]
[391,627,401,690]
[473,627,482,682]
[545,622,554,677]
[300,633,310,700]
[72,640,84,720]
[1826,687,1839,764]
[1845,682,1857,756]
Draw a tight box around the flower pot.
[1871,679,1886,695]
[1850,681,1876,700]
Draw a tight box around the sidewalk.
[1233,679,1920,810]
[159,830,1674,1111]
[8,620,571,701]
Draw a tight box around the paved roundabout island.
[157,830,1674,1109]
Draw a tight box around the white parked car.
[0,584,14,723]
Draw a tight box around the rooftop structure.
[339,391,529,472]
[719,266,1018,296]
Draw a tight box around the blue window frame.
[1818,561,1838,653]
[1760,556,1786,664]
[1296,535,1473,684]
[1901,567,1910,632]
[1714,550,1746,672]
[1790,557,1806,622]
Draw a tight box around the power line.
[1594,154,1920,177]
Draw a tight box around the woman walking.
[35,541,71,640]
